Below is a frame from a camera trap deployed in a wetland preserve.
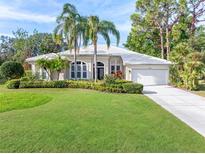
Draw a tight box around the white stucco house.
[26,44,172,86]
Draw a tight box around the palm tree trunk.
[78,35,81,53]
[94,40,97,82]
[74,38,78,80]
[159,27,164,59]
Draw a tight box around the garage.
[122,51,172,86]
[131,69,169,86]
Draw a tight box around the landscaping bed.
[6,79,143,94]
[192,81,205,97]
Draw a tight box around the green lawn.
[0,92,51,112]
[0,86,205,152]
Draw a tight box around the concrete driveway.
[143,85,205,137]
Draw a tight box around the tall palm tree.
[54,3,88,80]
[87,16,120,82]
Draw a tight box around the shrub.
[19,80,68,88]
[0,61,24,80]
[104,75,117,84]
[67,80,95,89]
[17,80,143,94]
[20,76,34,81]
[93,83,124,93]
[6,79,20,89]
[115,79,132,84]
[0,72,6,84]
[20,81,46,88]
[122,83,143,94]
[22,70,37,81]
[112,71,123,79]
[104,74,131,85]
[54,80,69,88]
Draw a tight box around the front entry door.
[93,62,105,80]
[97,68,104,80]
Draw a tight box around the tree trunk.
[159,27,165,59]
[78,35,81,54]
[57,71,60,80]
[44,68,52,81]
[74,38,78,80]
[166,27,170,60]
[191,6,196,36]
[94,40,97,82]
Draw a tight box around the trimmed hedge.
[7,79,21,89]
[19,80,69,88]
[8,80,143,94]
[122,83,143,94]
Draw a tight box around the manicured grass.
[0,92,51,113]
[0,86,205,152]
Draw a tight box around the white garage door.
[132,69,169,86]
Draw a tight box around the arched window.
[71,61,87,79]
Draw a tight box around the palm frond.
[99,20,120,46]
[99,31,111,48]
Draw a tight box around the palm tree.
[87,16,120,82]
[54,3,88,80]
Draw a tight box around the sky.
[0,0,136,45]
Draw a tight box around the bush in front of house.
[10,79,143,94]
[0,61,24,80]
[122,83,143,94]
[54,81,69,88]
[67,80,96,89]
[0,72,6,84]
[104,75,117,84]
[104,74,131,85]
[6,79,21,89]
[19,80,69,88]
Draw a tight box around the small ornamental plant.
[112,70,123,79]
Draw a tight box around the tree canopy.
[125,0,205,90]
[0,29,62,64]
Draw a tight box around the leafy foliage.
[36,55,68,80]
[54,3,88,80]
[181,52,205,90]
[6,79,21,89]
[0,29,62,64]
[126,0,205,90]
[170,43,205,90]
[14,79,143,94]
[0,61,24,80]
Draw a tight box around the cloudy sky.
[0,0,136,45]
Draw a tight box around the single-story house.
[26,44,172,86]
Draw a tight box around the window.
[116,65,121,71]
[71,61,87,79]
[111,65,115,74]
[110,59,121,74]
